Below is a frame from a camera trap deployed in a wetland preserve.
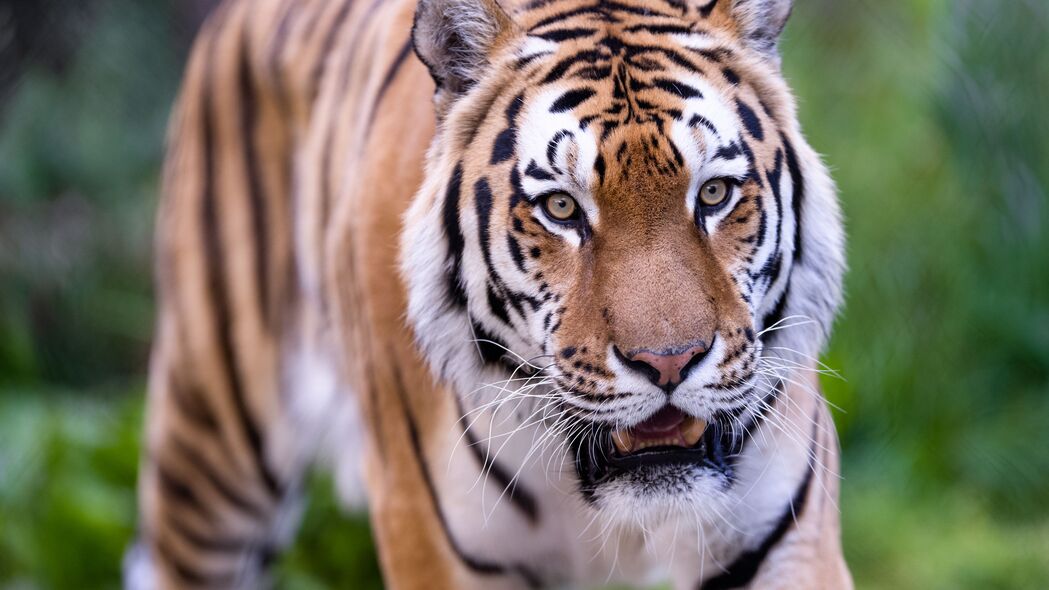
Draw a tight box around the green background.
[1,0,1047,588]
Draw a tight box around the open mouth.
[574,405,738,490]
[611,405,707,455]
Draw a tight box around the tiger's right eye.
[542,193,580,223]
[699,178,731,207]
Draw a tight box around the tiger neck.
[418,370,834,588]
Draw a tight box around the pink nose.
[618,341,712,391]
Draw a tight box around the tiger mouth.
[611,406,707,455]
[574,405,737,489]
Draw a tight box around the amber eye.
[542,193,580,222]
[699,178,731,207]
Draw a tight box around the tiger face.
[404,0,843,518]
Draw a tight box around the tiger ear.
[715,0,793,59]
[412,0,515,97]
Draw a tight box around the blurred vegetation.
[0,0,1046,588]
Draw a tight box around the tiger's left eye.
[699,178,731,207]
[542,193,580,222]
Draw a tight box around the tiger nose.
[615,340,713,392]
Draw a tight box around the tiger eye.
[543,193,579,222]
[699,178,730,207]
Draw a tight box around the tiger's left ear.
[715,0,793,59]
[412,0,515,98]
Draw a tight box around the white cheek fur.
[517,88,601,226]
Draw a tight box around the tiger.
[124,0,852,588]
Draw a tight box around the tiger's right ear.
[412,0,515,97]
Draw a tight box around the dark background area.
[0,0,1047,588]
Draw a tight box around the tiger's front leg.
[127,348,302,590]
[127,1,310,584]
[351,352,538,590]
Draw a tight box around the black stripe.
[237,32,272,327]
[166,512,247,554]
[391,365,541,588]
[322,0,384,237]
[201,45,283,500]
[735,380,781,453]
[525,159,555,181]
[689,113,718,136]
[698,457,815,589]
[545,130,573,173]
[474,177,511,325]
[309,0,356,96]
[760,285,789,334]
[626,42,707,74]
[535,27,598,42]
[442,165,468,307]
[156,536,238,587]
[486,283,512,325]
[365,37,414,138]
[455,397,541,524]
[550,87,597,113]
[653,77,702,99]
[714,142,742,161]
[491,127,517,164]
[688,47,735,64]
[508,233,527,273]
[754,149,785,285]
[170,435,270,520]
[753,180,768,249]
[736,98,764,141]
[698,0,719,17]
[529,4,603,30]
[471,176,532,327]
[377,38,414,106]
[157,463,212,517]
[169,375,219,432]
[623,23,695,35]
[471,319,511,365]
[782,136,805,262]
[266,1,297,110]
[602,1,676,18]
[539,49,604,84]
[492,93,525,165]
[663,0,688,14]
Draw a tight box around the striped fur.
[128,0,851,588]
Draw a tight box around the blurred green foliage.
[0,0,1046,588]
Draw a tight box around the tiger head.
[402,0,844,517]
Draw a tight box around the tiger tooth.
[612,430,634,455]
[680,416,708,447]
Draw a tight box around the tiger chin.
[127,0,851,588]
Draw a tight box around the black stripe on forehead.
[546,129,574,174]
[528,5,604,31]
[652,77,703,99]
[535,27,599,42]
[735,98,764,141]
[525,159,556,181]
[540,49,605,84]
[551,87,597,113]
[491,92,526,165]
